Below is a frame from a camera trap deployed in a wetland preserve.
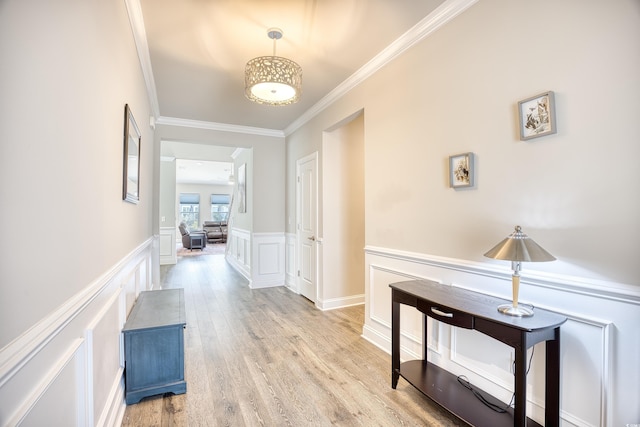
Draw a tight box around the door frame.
[296,152,319,304]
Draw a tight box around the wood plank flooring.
[121,253,463,426]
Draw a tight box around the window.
[179,193,200,230]
[211,194,231,222]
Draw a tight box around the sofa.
[203,221,228,243]
[178,222,207,250]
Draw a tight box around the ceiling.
[175,159,234,185]
[139,0,446,131]
[162,140,239,184]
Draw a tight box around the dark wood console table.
[390,280,566,427]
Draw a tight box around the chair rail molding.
[364,245,640,304]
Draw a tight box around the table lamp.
[484,225,556,317]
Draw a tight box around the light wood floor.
[121,253,463,426]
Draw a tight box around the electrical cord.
[456,375,513,413]
[456,346,535,413]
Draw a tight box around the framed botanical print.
[449,152,474,188]
[518,91,556,141]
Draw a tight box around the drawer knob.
[431,307,454,318]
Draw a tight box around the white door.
[297,153,317,302]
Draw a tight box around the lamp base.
[497,304,534,317]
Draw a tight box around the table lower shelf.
[398,360,541,427]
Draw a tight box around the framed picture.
[518,91,556,140]
[449,152,474,188]
[237,163,246,213]
[123,104,141,203]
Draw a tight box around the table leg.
[514,337,527,427]
[422,314,428,360]
[545,328,561,427]
[391,295,400,389]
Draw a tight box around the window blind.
[179,193,200,204]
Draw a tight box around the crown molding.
[126,0,477,137]
[155,116,285,138]
[124,0,160,120]
[284,0,479,136]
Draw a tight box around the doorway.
[296,152,318,302]
[158,141,242,265]
[295,111,365,308]
[321,112,365,308]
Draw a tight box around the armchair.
[178,222,207,250]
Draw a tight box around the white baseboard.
[317,294,364,311]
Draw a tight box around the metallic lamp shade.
[484,225,556,262]
[484,225,555,317]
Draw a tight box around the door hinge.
[297,270,300,277]
[297,176,300,183]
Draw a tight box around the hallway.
[121,254,461,426]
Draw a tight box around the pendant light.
[245,28,302,106]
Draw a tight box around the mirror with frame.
[123,104,141,203]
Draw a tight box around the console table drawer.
[417,299,474,329]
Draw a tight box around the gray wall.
[160,159,177,227]
[286,0,640,286]
[0,0,154,348]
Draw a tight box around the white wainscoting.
[363,246,640,427]
[226,228,286,289]
[226,227,251,281]
[0,239,155,427]
[250,233,285,289]
[159,226,176,265]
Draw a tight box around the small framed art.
[518,91,556,140]
[449,152,474,188]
